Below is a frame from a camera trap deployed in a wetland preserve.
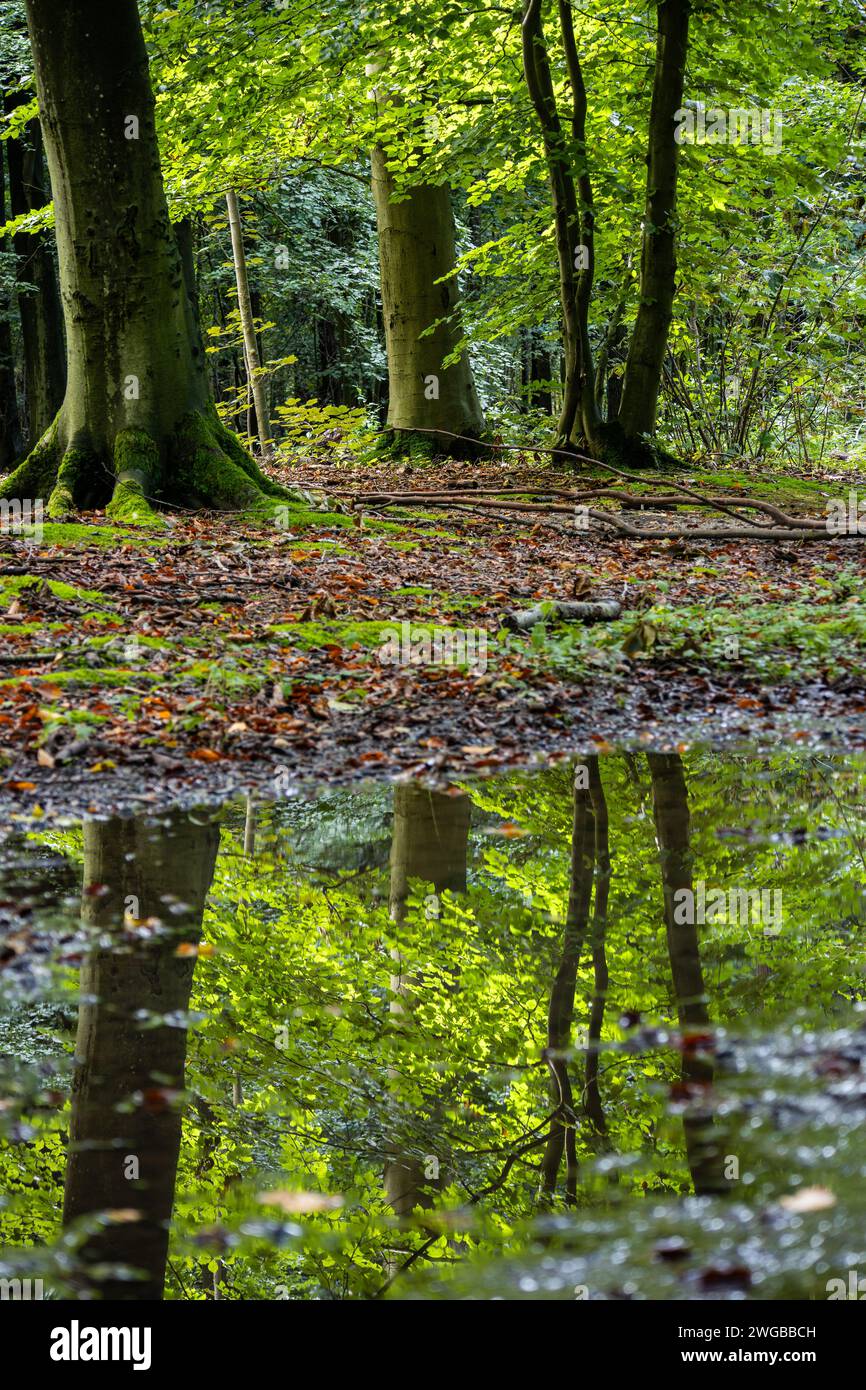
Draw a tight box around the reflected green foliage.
[1,752,866,1299]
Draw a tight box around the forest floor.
[1,451,865,817]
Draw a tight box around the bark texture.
[1,0,284,520]
[371,150,485,456]
[618,0,691,438]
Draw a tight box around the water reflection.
[1,749,866,1300]
[64,813,218,1299]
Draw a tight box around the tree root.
[377,426,488,462]
[0,408,297,523]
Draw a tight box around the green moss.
[0,575,109,604]
[172,412,299,510]
[0,622,48,636]
[269,618,395,648]
[269,618,483,653]
[36,522,167,548]
[0,423,59,503]
[48,449,82,517]
[107,432,166,527]
[240,498,357,531]
[0,667,161,689]
[38,705,108,727]
[182,659,262,694]
[691,468,830,509]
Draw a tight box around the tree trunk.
[0,144,23,470]
[371,151,485,457]
[539,764,595,1203]
[647,752,727,1195]
[584,758,610,1142]
[385,784,470,1219]
[1,0,284,520]
[225,189,272,457]
[63,810,220,1299]
[4,95,66,451]
[521,1,685,468]
[522,0,597,452]
[617,0,691,439]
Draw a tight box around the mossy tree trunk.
[4,94,66,453]
[1,0,284,521]
[371,150,486,458]
[64,810,220,1299]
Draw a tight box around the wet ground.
[1,745,865,1300]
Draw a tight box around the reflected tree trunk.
[539,763,596,1204]
[647,753,727,1195]
[63,810,220,1299]
[385,784,470,1219]
[584,759,611,1143]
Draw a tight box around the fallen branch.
[503,599,622,631]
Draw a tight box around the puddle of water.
[1,748,865,1301]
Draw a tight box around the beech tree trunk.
[1,0,283,520]
[64,810,220,1299]
[647,752,727,1196]
[385,784,470,1219]
[371,151,485,456]
[617,0,691,439]
[4,95,66,451]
